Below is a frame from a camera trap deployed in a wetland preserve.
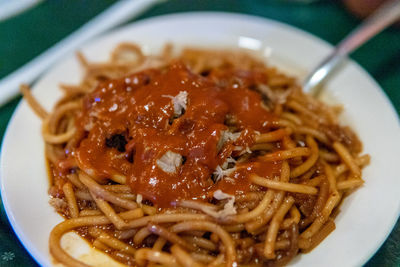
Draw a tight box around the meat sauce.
[71,62,280,207]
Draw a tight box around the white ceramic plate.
[1,12,400,267]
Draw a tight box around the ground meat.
[106,134,128,152]
[320,124,362,153]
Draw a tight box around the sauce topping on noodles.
[28,45,370,267]
[74,62,278,206]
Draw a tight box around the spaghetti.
[23,43,370,266]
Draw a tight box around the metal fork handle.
[303,0,400,95]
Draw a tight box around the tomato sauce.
[73,62,278,207]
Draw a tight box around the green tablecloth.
[0,0,398,266]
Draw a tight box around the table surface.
[0,0,399,266]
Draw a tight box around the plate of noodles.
[1,12,400,267]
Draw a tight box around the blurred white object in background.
[0,0,161,106]
[0,0,42,21]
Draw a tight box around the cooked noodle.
[23,43,369,266]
